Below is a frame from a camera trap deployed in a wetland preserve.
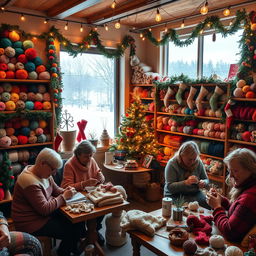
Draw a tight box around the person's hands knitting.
[184,175,199,185]
[206,189,222,210]
[62,186,76,200]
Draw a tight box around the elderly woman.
[61,140,105,244]
[207,148,256,242]
[164,141,210,209]
[12,148,86,256]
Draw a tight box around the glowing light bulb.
[64,22,68,30]
[155,9,161,22]
[20,14,25,21]
[115,20,121,29]
[140,33,143,38]
[181,19,185,28]
[111,0,116,9]
[44,18,49,24]
[149,28,152,32]
[223,7,230,16]
[80,24,83,32]
[200,1,208,15]
[104,24,109,31]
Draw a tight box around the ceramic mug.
[105,152,114,165]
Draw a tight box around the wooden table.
[128,208,246,256]
[103,164,153,200]
[60,195,130,256]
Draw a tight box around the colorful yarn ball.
[0,129,6,138]
[30,130,36,136]
[21,127,30,137]
[17,54,28,64]
[28,135,37,144]
[43,93,51,101]
[35,93,43,102]
[236,80,246,88]
[27,92,36,101]
[16,69,28,79]
[14,48,24,56]
[233,88,244,98]
[38,71,50,80]
[10,135,18,146]
[50,67,57,73]
[16,100,25,110]
[1,92,11,102]
[23,40,34,49]
[183,239,197,255]
[6,127,14,136]
[0,55,9,64]
[25,48,37,60]
[37,134,46,143]
[5,71,15,79]
[7,63,15,71]
[15,62,25,70]
[0,48,3,55]
[33,57,43,66]
[19,92,27,101]
[24,62,36,72]
[4,46,15,57]
[48,45,56,50]
[225,246,243,256]
[36,65,46,74]
[10,93,19,102]
[35,128,44,135]
[242,131,251,142]
[0,63,8,71]
[209,235,225,249]
[34,101,43,110]
[0,38,12,48]
[0,71,6,79]
[28,71,38,80]
[13,41,22,48]
[29,121,39,130]
[17,135,28,145]
[25,101,34,110]
[0,136,11,147]
[246,91,255,98]
[39,120,47,128]
[9,31,20,42]
[38,85,46,93]
[0,102,6,111]
[5,101,16,111]
[3,82,12,92]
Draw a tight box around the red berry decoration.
[48,49,55,55]
[49,56,54,61]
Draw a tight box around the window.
[60,51,117,138]
[167,38,198,78]
[203,30,242,80]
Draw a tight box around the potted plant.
[88,131,98,148]
[172,196,185,221]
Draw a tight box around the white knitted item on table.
[98,196,123,207]
[87,187,121,204]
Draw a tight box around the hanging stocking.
[187,86,197,110]
[54,132,63,152]
[209,86,224,111]
[164,87,175,107]
[77,119,87,142]
[225,100,234,129]
[195,86,209,111]
[175,83,188,105]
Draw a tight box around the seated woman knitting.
[164,141,210,209]
[0,211,42,256]
[207,148,256,242]
[11,148,86,256]
[61,140,105,245]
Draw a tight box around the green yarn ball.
[50,67,57,73]
[23,40,34,49]
[30,121,39,130]
[0,38,12,48]
[13,41,23,48]
[14,48,24,56]
[28,71,38,80]
[25,62,36,72]
[33,57,43,66]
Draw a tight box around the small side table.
[103,164,153,201]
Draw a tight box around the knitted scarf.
[70,155,91,173]
[176,154,199,179]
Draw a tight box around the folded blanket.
[98,196,123,207]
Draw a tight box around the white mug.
[105,152,114,165]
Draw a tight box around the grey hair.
[175,141,200,158]
[35,148,63,169]
[74,140,96,157]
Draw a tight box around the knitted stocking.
[195,86,209,111]
[175,83,188,105]
[164,87,175,108]
[77,119,87,142]
[54,132,63,152]
[187,86,197,110]
[209,86,224,111]
[224,100,234,129]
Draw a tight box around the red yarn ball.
[0,63,8,71]
[17,54,28,64]
[17,135,28,144]
[16,69,28,79]
[242,131,251,142]
[36,65,46,73]
[25,48,37,60]
[5,71,15,79]
[34,101,43,110]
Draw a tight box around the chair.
[53,159,67,186]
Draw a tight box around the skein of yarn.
[225,246,243,256]
[209,235,225,249]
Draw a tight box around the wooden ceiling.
[1,0,254,30]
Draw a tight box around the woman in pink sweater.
[62,140,106,245]
[12,148,86,256]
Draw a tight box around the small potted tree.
[88,131,98,148]
[172,196,185,221]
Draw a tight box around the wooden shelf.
[231,97,256,102]
[228,139,256,146]
[0,79,50,83]
[141,98,154,100]
[0,142,53,150]
[234,119,255,123]
[143,110,154,113]
[0,110,52,114]
[157,112,222,120]
[130,84,153,87]
[160,99,225,104]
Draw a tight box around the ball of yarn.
[43,92,51,101]
[23,40,34,49]
[39,120,47,129]
[34,101,43,110]
[3,82,12,92]
[43,101,51,110]
[225,246,243,256]
[13,40,22,48]
[24,62,36,72]
[9,31,20,41]
[17,54,28,64]
[0,38,12,48]
[17,135,28,145]
[21,119,29,127]
[233,88,244,98]
[10,135,18,146]
[27,92,36,101]
[28,71,38,80]
[36,65,46,73]
[39,71,50,80]
[10,92,19,102]
[15,62,25,70]
[0,55,9,64]
[35,128,44,135]
[37,134,46,143]
[19,92,27,101]
[35,93,43,102]
[209,235,225,249]
[188,201,199,211]
[5,101,16,111]
[0,129,6,138]
[25,48,37,60]
[16,69,28,79]
[4,46,15,57]
[14,48,24,56]
[21,127,30,137]
[7,63,15,71]
[0,102,6,111]
[25,101,34,110]
[6,127,15,136]
[0,71,6,79]
[28,135,37,144]
[38,84,46,93]
[183,239,197,255]
[30,121,39,130]
[0,136,11,147]
[236,79,246,88]
[0,63,8,71]
[6,71,14,79]
[33,57,43,66]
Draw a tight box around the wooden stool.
[36,236,53,256]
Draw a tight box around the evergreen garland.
[0,111,52,122]
[0,152,14,191]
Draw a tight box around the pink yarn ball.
[35,128,44,135]
[0,102,6,111]
[233,88,244,98]
[220,132,225,139]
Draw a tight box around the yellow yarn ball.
[9,31,20,42]
[39,120,47,129]
[5,101,16,111]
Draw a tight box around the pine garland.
[0,111,52,122]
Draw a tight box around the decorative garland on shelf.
[0,111,52,122]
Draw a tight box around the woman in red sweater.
[207,148,256,242]
[12,148,86,256]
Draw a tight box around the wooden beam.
[0,0,17,7]
[47,0,101,19]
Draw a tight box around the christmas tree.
[0,152,14,193]
[111,99,158,159]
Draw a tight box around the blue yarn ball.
[28,85,38,93]
[13,41,23,48]
[14,129,20,136]
[50,67,57,73]
[30,121,39,130]
[21,127,30,137]
[25,101,34,110]
[24,62,36,72]
[189,109,194,115]
[37,134,46,143]
[184,108,190,115]
[15,48,24,56]
[0,38,12,48]
[33,57,43,66]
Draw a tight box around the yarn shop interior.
[1,0,256,255]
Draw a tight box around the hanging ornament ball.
[52,63,58,67]
[9,31,20,42]
[48,45,56,50]
[48,49,55,55]
[251,23,256,31]
[54,89,59,93]
[253,55,256,60]
[50,67,57,73]
[48,37,54,42]
[23,40,34,49]
[249,46,254,51]
[225,246,243,256]
[51,73,58,78]
[49,56,54,61]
